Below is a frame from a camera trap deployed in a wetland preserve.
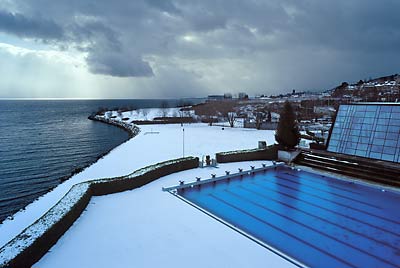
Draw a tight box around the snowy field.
[0,111,293,266]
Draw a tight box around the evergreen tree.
[275,101,300,150]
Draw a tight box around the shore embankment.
[0,113,142,252]
[88,115,140,138]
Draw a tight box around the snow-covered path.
[0,123,275,248]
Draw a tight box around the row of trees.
[198,99,301,149]
[191,99,301,149]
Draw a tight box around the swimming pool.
[165,165,400,268]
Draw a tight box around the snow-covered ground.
[34,162,296,268]
[0,110,294,267]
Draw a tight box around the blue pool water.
[177,166,400,268]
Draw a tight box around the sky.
[0,0,399,99]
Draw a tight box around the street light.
[182,127,185,157]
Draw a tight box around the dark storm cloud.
[68,21,120,48]
[86,51,154,77]
[0,10,63,40]
[1,0,400,91]
[278,1,400,52]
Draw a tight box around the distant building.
[238,92,248,100]
[224,93,233,99]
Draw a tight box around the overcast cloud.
[0,0,399,98]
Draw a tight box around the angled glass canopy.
[328,103,400,163]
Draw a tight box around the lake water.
[0,99,201,222]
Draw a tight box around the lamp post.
[182,127,185,157]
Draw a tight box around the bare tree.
[255,112,265,130]
[160,101,169,117]
[181,107,192,117]
[139,109,149,120]
[227,112,237,127]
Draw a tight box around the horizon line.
[0,97,205,101]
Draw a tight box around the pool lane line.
[246,180,400,238]
[266,175,400,225]
[178,169,400,232]
[167,191,309,268]
[283,169,400,208]
[206,194,359,268]
[282,171,365,195]
[237,184,399,249]
[210,192,400,268]
[229,186,399,252]
[274,173,383,209]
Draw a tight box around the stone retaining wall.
[215,145,278,163]
[0,157,199,268]
[88,115,140,138]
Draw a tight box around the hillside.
[329,74,400,102]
